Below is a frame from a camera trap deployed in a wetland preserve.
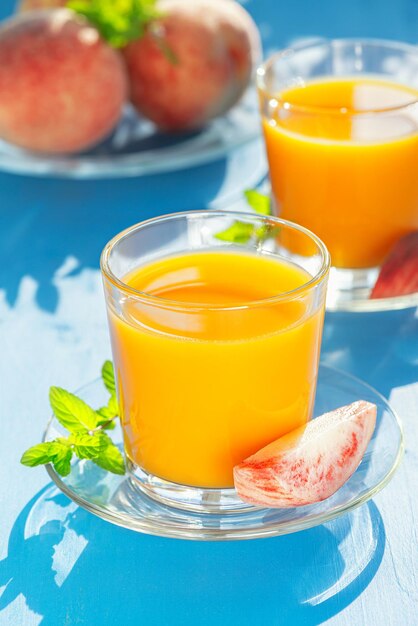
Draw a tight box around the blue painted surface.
[0,1,417,625]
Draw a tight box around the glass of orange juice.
[101,211,329,513]
[257,39,418,306]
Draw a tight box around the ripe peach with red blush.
[123,0,261,131]
[0,9,127,153]
[18,0,68,11]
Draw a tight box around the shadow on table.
[0,483,385,626]
[0,156,231,313]
[322,307,418,400]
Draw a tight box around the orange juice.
[262,78,418,268]
[108,250,325,488]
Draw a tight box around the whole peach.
[0,10,127,153]
[18,0,67,11]
[123,0,261,131]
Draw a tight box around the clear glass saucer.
[0,88,260,179]
[43,365,403,541]
[325,267,418,313]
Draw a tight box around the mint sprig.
[101,359,116,395]
[244,189,272,216]
[215,221,255,244]
[216,189,279,244]
[49,387,99,433]
[21,360,126,477]
[67,0,160,48]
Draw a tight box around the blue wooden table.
[1,1,417,624]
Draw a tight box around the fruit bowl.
[42,364,403,541]
[0,90,260,179]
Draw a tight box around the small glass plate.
[43,365,403,541]
[0,89,260,179]
[325,267,418,313]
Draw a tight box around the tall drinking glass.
[101,211,329,513]
[257,39,418,306]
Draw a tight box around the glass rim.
[257,37,418,116]
[100,210,330,311]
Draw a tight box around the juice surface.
[262,77,418,268]
[108,250,325,488]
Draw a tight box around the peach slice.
[370,231,418,299]
[234,400,376,508]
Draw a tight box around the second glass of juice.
[101,211,330,513]
[257,39,418,304]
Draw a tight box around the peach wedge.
[234,400,376,508]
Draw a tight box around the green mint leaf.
[107,393,119,415]
[215,221,255,244]
[95,406,116,430]
[96,393,119,430]
[50,387,100,433]
[96,406,112,419]
[244,190,272,216]
[21,439,72,477]
[93,435,126,475]
[68,0,160,48]
[215,185,280,246]
[71,432,108,460]
[22,361,125,478]
[254,223,282,243]
[52,447,73,477]
[20,441,63,467]
[101,419,117,431]
[102,360,116,395]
